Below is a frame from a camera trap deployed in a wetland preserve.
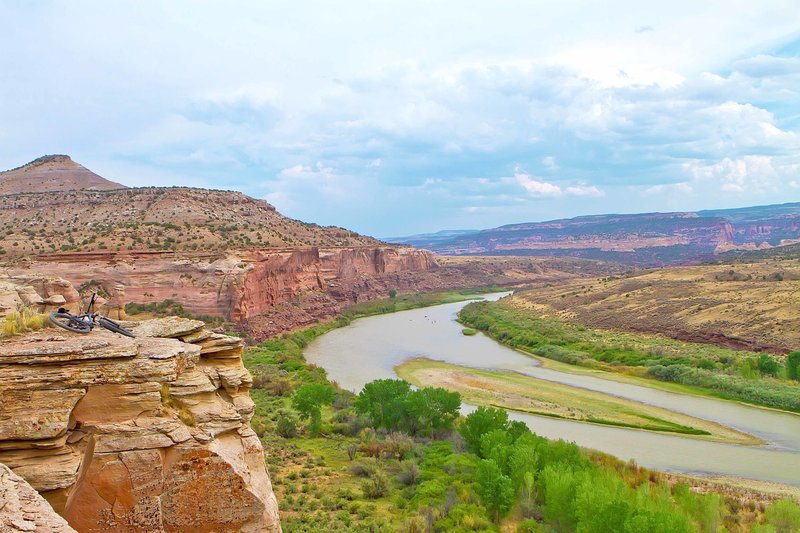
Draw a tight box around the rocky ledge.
[0,317,280,532]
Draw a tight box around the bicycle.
[49,292,135,337]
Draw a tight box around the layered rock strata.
[0,318,280,532]
[14,246,436,320]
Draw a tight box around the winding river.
[305,294,800,485]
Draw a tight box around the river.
[305,294,800,485]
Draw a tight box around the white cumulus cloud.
[514,167,604,198]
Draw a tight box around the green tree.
[458,406,508,454]
[355,379,411,430]
[475,459,514,522]
[508,443,539,491]
[765,499,800,533]
[291,383,335,435]
[479,429,514,470]
[507,419,532,441]
[758,353,780,377]
[786,352,800,381]
[541,465,579,532]
[388,289,398,299]
[404,387,461,436]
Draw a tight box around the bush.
[349,460,377,478]
[276,413,298,438]
[1,307,50,338]
[397,460,420,486]
[362,469,391,499]
[517,519,541,532]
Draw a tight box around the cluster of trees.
[457,406,800,532]
[787,352,800,381]
[354,379,461,437]
[459,301,800,412]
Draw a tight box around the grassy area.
[1,306,50,338]
[396,358,760,444]
[459,300,800,413]
[242,292,800,532]
[124,299,224,325]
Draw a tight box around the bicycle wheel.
[97,317,136,338]
[49,312,92,334]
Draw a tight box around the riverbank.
[396,358,761,445]
[458,298,800,413]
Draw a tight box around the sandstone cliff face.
[14,246,436,321]
[0,318,280,532]
[0,271,80,320]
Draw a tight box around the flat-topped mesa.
[0,154,126,195]
[0,317,281,532]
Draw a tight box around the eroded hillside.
[0,186,378,257]
[506,260,800,353]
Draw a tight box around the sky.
[1,1,799,237]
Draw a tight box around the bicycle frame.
[85,292,98,315]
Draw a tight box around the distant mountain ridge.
[0,154,126,194]
[389,203,800,266]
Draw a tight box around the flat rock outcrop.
[0,318,280,532]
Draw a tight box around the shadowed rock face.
[0,318,281,532]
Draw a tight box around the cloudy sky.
[1,1,799,236]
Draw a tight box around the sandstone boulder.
[0,270,80,320]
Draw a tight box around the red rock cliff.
[14,246,436,321]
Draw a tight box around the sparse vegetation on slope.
[493,260,800,354]
[458,299,800,412]
[0,186,378,257]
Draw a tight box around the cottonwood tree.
[355,379,411,430]
[291,383,335,435]
[476,459,514,523]
[457,406,508,454]
[404,387,461,436]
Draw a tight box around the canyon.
[7,250,622,340]
[389,203,800,266]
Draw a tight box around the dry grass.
[1,306,50,338]
[509,259,800,353]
